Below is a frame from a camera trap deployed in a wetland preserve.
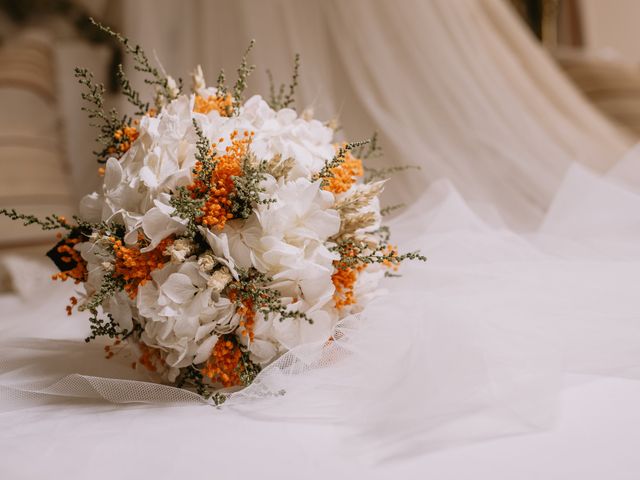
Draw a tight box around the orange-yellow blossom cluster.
[332,263,366,310]
[193,93,234,117]
[229,290,256,342]
[112,236,174,299]
[323,150,364,194]
[188,130,253,231]
[201,338,243,387]
[108,125,139,155]
[51,236,88,284]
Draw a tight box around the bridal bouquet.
[1,21,424,401]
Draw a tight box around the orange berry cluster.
[201,337,243,387]
[193,93,234,117]
[65,295,79,316]
[332,263,366,309]
[229,290,256,342]
[108,125,140,155]
[188,131,253,231]
[112,236,174,299]
[323,150,364,194]
[51,237,88,284]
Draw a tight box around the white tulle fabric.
[2,156,639,457]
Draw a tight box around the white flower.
[255,177,340,245]
[136,260,235,377]
[140,195,186,251]
[164,237,195,264]
[197,252,217,273]
[207,267,232,293]
[75,239,112,297]
[155,75,180,108]
[199,226,241,279]
[242,95,335,180]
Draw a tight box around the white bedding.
[0,288,638,480]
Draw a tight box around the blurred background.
[2,0,640,250]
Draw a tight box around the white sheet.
[1,277,639,478]
[1,330,638,480]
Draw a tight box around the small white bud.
[301,107,314,121]
[197,252,217,273]
[191,65,206,92]
[207,267,232,293]
[164,238,194,264]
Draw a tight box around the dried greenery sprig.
[331,239,427,269]
[176,366,230,405]
[351,131,382,159]
[78,271,125,315]
[216,69,227,95]
[74,67,128,162]
[231,269,312,323]
[89,17,179,105]
[230,156,276,219]
[170,187,205,239]
[192,119,218,184]
[380,204,405,216]
[314,139,371,185]
[238,350,262,386]
[0,209,73,231]
[170,120,217,237]
[266,69,285,110]
[282,53,301,108]
[267,53,301,110]
[232,39,256,110]
[364,164,420,183]
[116,64,149,115]
[85,312,134,343]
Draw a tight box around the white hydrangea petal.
[141,207,185,251]
[198,226,240,279]
[139,165,159,189]
[103,157,123,191]
[194,333,218,364]
[161,273,197,304]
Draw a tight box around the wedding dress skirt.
[2,151,639,460]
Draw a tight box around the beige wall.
[581,0,640,62]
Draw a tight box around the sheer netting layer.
[1,159,639,457]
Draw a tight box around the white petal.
[194,334,219,364]
[139,165,159,189]
[161,273,197,304]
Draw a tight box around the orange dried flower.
[193,93,234,117]
[229,290,256,342]
[201,338,243,387]
[112,236,173,299]
[332,263,366,309]
[188,131,252,230]
[51,237,88,284]
[112,125,140,155]
[323,150,363,194]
